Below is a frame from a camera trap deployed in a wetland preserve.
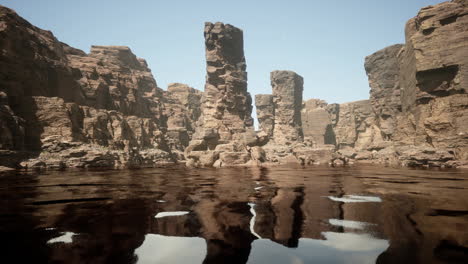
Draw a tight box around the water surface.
[1,165,467,263]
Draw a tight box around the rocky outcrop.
[365,44,404,140]
[394,0,468,166]
[164,83,202,155]
[255,94,274,138]
[256,71,337,166]
[0,5,173,169]
[334,100,384,151]
[1,1,467,170]
[184,22,258,168]
[299,0,467,168]
[271,71,304,144]
[301,99,336,146]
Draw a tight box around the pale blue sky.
[3,0,446,104]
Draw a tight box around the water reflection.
[0,165,467,263]
[136,235,206,264]
[248,233,389,264]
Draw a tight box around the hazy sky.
[3,0,446,104]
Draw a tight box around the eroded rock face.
[395,0,468,165]
[185,22,258,167]
[271,71,304,144]
[301,99,335,146]
[164,83,202,153]
[0,5,173,169]
[334,100,384,151]
[255,94,274,137]
[365,44,404,140]
[1,1,467,170]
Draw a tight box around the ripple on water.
[155,211,190,218]
[327,195,382,203]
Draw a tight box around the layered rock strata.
[255,94,274,138]
[0,5,180,169]
[365,44,403,140]
[361,0,467,167]
[163,83,202,156]
[258,71,337,166]
[301,99,336,146]
[270,71,304,144]
[257,0,468,168]
[184,22,259,167]
[1,0,467,170]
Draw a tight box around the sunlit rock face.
[163,83,203,154]
[301,99,335,146]
[394,0,468,166]
[358,0,468,167]
[0,5,173,168]
[255,94,275,138]
[365,44,404,140]
[270,70,304,145]
[184,22,259,168]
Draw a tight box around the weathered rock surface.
[283,0,468,168]
[257,71,338,166]
[334,100,384,151]
[395,0,468,166]
[255,94,274,137]
[1,1,467,170]
[271,71,304,144]
[0,5,174,169]
[365,44,404,140]
[184,22,259,167]
[164,83,202,154]
[301,99,335,146]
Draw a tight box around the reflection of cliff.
[2,167,467,263]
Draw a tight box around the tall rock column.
[364,44,403,140]
[185,22,258,167]
[271,71,304,144]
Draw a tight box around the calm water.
[1,165,467,264]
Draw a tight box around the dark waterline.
[1,165,467,264]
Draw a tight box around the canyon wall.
[0,5,202,169]
[1,0,466,169]
[256,0,468,168]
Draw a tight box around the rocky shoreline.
[0,0,467,170]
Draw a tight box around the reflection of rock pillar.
[271,71,304,144]
[194,200,254,264]
[270,187,304,247]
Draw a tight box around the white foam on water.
[327,195,382,203]
[155,211,190,218]
[328,219,374,230]
[47,232,77,244]
[156,200,166,203]
[248,203,262,239]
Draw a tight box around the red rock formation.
[184,22,259,168]
[0,5,176,168]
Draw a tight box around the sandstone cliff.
[0,5,203,169]
[255,0,468,168]
[1,0,466,170]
